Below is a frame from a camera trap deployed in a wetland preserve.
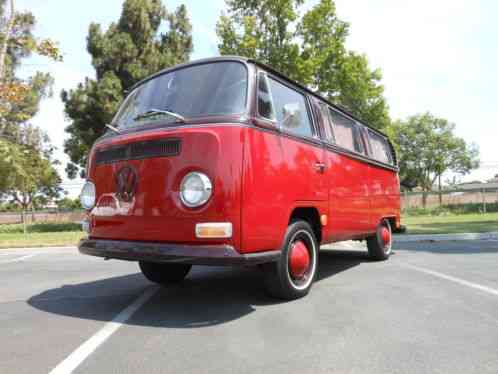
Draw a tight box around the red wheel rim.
[289,240,310,279]
[380,226,391,248]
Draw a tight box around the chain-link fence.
[0,210,85,225]
[1,189,496,226]
[401,187,498,214]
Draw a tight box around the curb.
[394,232,498,243]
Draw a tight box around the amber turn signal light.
[195,223,233,238]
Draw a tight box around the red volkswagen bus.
[79,57,401,300]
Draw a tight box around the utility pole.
[482,187,487,214]
[0,0,15,81]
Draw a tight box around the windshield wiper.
[133,108,186,123]
[105,123,121,134]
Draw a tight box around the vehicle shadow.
[27,249,367,328]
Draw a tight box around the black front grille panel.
[95,139,181,165]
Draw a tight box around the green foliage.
[1,72,53,127]
[0,1,61,71]
[0,137,61,209]
[402,212,498,235]
[56,197,82,211]
[404,202,498,217]
[217,0,390,129]
[0,2,61,209]
[389,112,480,194]
[0,201,21,211]
[0,0,60,122]
[403,206,453,217]
[0,221,81,234]
[62,0,193,177]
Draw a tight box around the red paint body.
[83,58,400,260]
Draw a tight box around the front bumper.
[78,239,280,266]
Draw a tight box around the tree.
[0,0,61,122]
[0,0,62,211]
[389,113,480,206]
[0,136,61,211]
[62,0,193,178]
[56,197,82,211]
[216,0,390,129]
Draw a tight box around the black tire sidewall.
[139,261,192,284]
[367,219,392,261]
[266,220,319,299]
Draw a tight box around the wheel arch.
[382,216,397,230]
[288,207,322,244]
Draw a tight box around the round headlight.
[80,181,96,210]
[180,172,212,208]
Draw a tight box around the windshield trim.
[111,60,250,129]
[100,117,251,141]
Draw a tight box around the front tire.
[139,261,192,284]
[263,220,318,300]
[367,219,392,261]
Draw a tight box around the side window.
[257,73,275,120]
[267,77,314,138]
[328,109,364,154]
[319,103,335,143]
[368,130,393,164]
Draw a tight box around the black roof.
[129,56,389,139]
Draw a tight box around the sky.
[16,0,498,197]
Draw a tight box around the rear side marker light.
[195,223,232,239]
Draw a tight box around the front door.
[266,75,327,202]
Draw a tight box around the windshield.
[113,61,248,130]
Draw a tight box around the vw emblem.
[115,165,138,202]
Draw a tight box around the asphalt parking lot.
[1,240,498,374]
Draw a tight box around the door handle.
[314,162,326,173]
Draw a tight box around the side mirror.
[400,178,417,189]
[282,103,301,129]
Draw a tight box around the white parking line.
[402,264,498,297]
[0,254,38,264]
[49,286,159,374]
[0,246,76,253]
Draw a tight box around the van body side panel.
[325,150,373,241]
[368,164,401,227]
[88,125,244,250]
[240,126,327,253]
[241,127,288,253]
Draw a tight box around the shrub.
[0,222,82,234]
[404,202,498,216]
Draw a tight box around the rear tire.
[263,220,318,300]
[138,261,191,284]
[367,219,392,261]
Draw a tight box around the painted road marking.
[403,263,498,297]
[0,246,76,253]
[49,287,159,374]
[0,254,38,264]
